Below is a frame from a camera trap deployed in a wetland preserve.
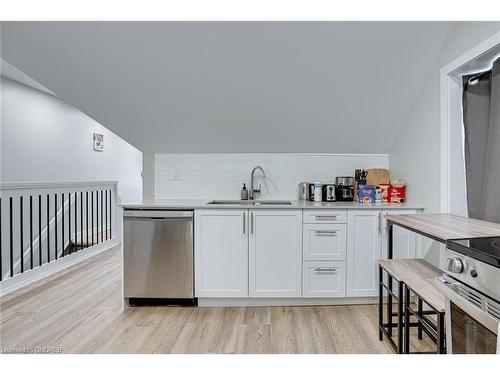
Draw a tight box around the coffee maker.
[335,176,354,201]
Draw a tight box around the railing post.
[54,193,58,260]
[30,196,33,269]
[0,197,3,281]
[46,194,50,262]
[9,197,13,277]
[20,196,24,273]
[38,195,42,266]
[114,184,122,246]
[61,193,65,259]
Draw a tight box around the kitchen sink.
[207,200,292,206]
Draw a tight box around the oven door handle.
[435,277,500,335]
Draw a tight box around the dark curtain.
[463,58,500,223]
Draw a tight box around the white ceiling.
[0,22,453,154]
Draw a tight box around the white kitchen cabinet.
[302,261,346,298]
[346,210,382,297]
[194,206,421,302]
[194,209,248,297]
[302,223,347,261]
[381,210,417,260]
[249,209,302,297]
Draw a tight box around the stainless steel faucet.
[250,166,266,200]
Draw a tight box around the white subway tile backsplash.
[154,153,388,200]
[216,153,254,163]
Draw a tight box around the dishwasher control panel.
[123,210,193,218]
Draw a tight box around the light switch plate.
[172,169,182,182]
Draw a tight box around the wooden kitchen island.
[385,213,500,250]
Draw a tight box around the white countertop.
[120,199,424,210]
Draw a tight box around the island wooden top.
[385,213,500,243]
[378,259,445,312]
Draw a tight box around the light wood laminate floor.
[0,247,434,354]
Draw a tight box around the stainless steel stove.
[436,236,500,354]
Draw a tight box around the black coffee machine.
[335,176,354,201]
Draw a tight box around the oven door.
[436,276,500,354]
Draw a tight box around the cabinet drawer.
[302,261,346,298]
[303,209,347,224]
[303,224,346,261]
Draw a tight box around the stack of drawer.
[302,209,347,298]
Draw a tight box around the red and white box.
[388,185,406,204]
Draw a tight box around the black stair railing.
[0,183,116,281]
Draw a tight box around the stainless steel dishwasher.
[123,210,194,304]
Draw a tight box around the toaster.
[322,184,336,202]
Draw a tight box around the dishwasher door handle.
[123,210,193,219]
[125,216,193,222]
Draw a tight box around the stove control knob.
[446,257,464,274]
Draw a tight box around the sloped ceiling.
[0,22,453,153]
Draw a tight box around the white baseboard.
[0,239,119,297]
[197,297,378,307]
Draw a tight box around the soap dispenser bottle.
[240,183,248,200]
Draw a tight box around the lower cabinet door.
[346,210,382,297]
[194,209,248,297]
[302,261,346,298]
[249,209,302,297]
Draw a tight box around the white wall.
[0,75,142,202]
[152,153,388,200]
[142,153,155,200]
[388,21,500,265]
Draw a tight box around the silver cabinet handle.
[378,212,382,235]
[314,215,339,220]
[243,212,246,234]
[314,267,337,272]
[314,230,338,234]
[251,212,254,234]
